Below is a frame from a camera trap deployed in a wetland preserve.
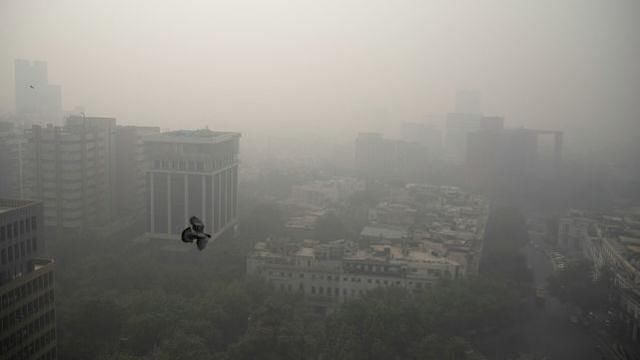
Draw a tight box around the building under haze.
[0,121,25,199]
[465,128,564,194]
[115,126,160,221]
[22,116,118,233]
[444,114,504,164]
[0,198,57,360]
[143,129,241,242]
[14,60,62,127]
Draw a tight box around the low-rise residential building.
[248,184,489,308]
[247,238,462,308]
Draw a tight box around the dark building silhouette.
[445,114,503,164]
[465,128,563,196]
[115,126,160,221]
[0,198,57,359]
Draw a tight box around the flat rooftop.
[144,128,241,144]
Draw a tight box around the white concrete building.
[143,129,241,242]
[247,239,462,307]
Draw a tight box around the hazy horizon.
[2,0,639,151]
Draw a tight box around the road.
[522,237,629,360]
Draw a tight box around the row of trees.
[50,196,536,359]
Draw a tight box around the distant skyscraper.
[0,198,57,359]
[466,128,539,192]
[14,60,62,126]
[143,129,241,242]
[444,114,504,164]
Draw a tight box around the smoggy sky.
[1,0,639,149]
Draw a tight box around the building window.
[20,220,24,235]
[20,242,25,257]
[32,237,37,252]
[31,216,37,230]
[6,224,11,239]
[299,273,304,278]
[1,249,6,265]
[311,286,315,294]
[367,279,372,283]
[7,247,13,262]
[0,226,4,241]
[25,218,30,233]
[319,287,324,295]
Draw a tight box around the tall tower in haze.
[14,59,63,127]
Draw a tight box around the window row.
[0,217,37,242]
[1,327,56,359]
[0,273,53,312]
[153,158,235,172]
[1,238,38,265]
[0,291,55,333]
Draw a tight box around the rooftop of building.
[360,225,408,240]
[0,198,40,214]
[144,128,241,144]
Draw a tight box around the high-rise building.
[143,129,241,242]
[22,117,117,232]
[465,127,563,194]
[444,114,503,164]
[466,128,539,192]
[14,60,62,127]
[115,126,160,221]
[0,198,57,360]
[0,122,25,199]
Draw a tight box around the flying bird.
[29,85,35,89]
[181,216,211,251]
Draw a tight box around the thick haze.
[1,0,639,149]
